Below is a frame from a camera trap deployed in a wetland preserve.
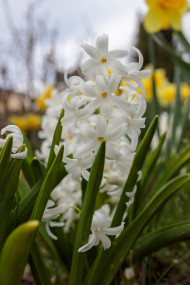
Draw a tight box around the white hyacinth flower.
[63,154,94,182]
[78,205,124,252]
[74,116,125,159]
[80,74,129,116]
[42,200,69,240]
[82,33,128,76]
[123,47,150,97]
[61,96,93,127]
[0,125,27,159]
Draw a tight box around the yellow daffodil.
[9,116,27,131]
[9,114,41,131]
[25,114,41,130]
[158,82,176,106]
[144,0,188,33]
[180,83,190,100]
[35,86,54,110]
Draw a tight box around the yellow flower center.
[97,137,104,141]
[101,92,108,98]
[100,57,107,63]
[157,0,186,10]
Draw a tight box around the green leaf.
[177,98,190,152]
[46,109,64,171]
[177,32,190,54]
[9,160,67,231]
[30,145,64,221]
[141,133,166,190]
[39,224,69,273]
[0,136,13,195]
[148,34,160,126]
[9,179,43,231]
[23,133,34,162]
[29,242,52,285]
[134,133,166,217]
[150,144,190,196]
[85,174,190,285]
[166,67,181,158]
[70,141,105,285]
[0,145,25,251]
[30,157,46,182]
[0,221,39,285]
[22,159,36,187]
[132,221,190,263]
[111,116,158,228]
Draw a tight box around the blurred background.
[0,0,190,143]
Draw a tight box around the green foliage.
[0,221,39,285]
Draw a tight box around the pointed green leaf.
[85,174,190,285]
[47,109,64,171]
[70,141,105,285]
[0,221,39,285]
[9,179,43,231]
[0,136,13,195]
[111,116,158,227]
[22,159,36,187]
[150,145,190,196]
[30,145,64,221]
[177,32,190,54]
[30,157,46,182]
[0,145,25,251]
[132,221,190,262]
[29,242,51,285]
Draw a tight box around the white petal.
[131,47,143,70]
[78,233,97,252]
[82,169,90,181]
[82,43,101,60]
[96,33,108,54]
[11,147,27,159]
[49,221,65,227]
[104,222,124,235]
[107,74,121,94]
[80,83,98,98]
[108,49,128,58]
[1,125,22,135]
[108,59,126,74]
[82,59,99,74]
[45,222,58,240]
[100,102,112,116]
[98,232,111,250]
[96,75,106,93]
[96,116,107,137]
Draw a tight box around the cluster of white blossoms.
[37,34,149,251]
[0,125,27,159]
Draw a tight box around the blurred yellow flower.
[180,83,190,100]
[9,116,27,131]
[158,82,176,107]
[35,86,54,110]
[10,114,41,131]
[25,114,41,130]
[144,0,188,33]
